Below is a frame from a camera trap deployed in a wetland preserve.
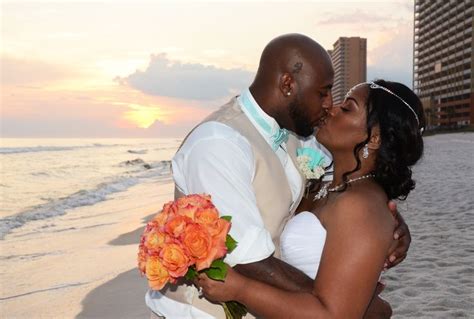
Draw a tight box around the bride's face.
[316,84,369,154]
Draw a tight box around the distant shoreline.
[2,128,473,140]
[422,126,474,137]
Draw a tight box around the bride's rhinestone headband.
[346,82,423,133]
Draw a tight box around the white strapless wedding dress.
[280,211,327,279]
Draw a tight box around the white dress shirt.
[146,89,332,318]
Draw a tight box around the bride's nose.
[327,105,339,117]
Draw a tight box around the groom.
[146,33,409,318]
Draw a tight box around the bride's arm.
[199,192,395,319]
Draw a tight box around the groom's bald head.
[250,34,334,137]
[253,33,331,85]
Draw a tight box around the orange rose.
[153,210,170,226]
[200,219,230,267]
[204,217,231,239]
[198,246,220,271]
[140,221,158,248]
[160,243,190,278]
[176,204,199,219]
[137,245,147,274]
[143,220,159,233]
[146,256,170,290]
[195,208,219,226]
[165,215,191,238]
[153,200,180,226]
[210,219,231,259]
[212,218,231,241]
[144,230,169,252]
[162,201,178,215]
[181,224,216,271]
[177,194,213,210]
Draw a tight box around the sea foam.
[0,160,171,240]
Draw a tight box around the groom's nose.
[322,91,333,111]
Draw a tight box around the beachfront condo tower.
[413,0,473,129]
[328,37,367,106]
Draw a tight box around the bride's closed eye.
[340,100,353,112]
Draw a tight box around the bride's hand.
[196,266,244,302]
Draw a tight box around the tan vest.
[163,97,304,318]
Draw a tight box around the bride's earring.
[362,144,369,159]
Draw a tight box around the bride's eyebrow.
[345,97,359,107]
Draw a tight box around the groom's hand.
[364,282,392,319]
[234,255,313,293]
[385,201,411,269]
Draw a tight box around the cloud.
[315,3,412,30]
[0,55,78,86]
[118,53,254,101]
[368,65,412,89]
[367,23,413,88]
[317,10,391,25]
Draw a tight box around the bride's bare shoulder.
[329,183,395,234]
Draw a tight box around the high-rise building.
[329,37,367,106]
[413,0,473,128]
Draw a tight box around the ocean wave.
[0,160,171,240]
[31,172,50,177]
[127,149,148,154]
[121,158,148,167]
[119,158,161,170]
[1,144,178,155]
[0,144,128,155]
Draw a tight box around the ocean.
[1,133,473,318]
[0,138,180,239]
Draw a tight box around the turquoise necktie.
[240,91,289,151]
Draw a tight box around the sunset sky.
[1,0,414,138]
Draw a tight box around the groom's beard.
[289,99,315,137]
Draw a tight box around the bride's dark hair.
[341,79,425,200]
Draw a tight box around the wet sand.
[1,181,174,318]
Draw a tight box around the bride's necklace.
[313,173,374,201]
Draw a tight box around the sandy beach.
[1,133,473,318]
[1,181,175,319]
[382,132,474,318]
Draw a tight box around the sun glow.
[124,104,167,128]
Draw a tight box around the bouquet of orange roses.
[138,194,247,319]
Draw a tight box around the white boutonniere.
[296,147,326,180]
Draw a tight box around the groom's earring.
[286,91,291,96]
[362,144,369,159]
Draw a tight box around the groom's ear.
[368,125,381,150]
[279,73,294,97]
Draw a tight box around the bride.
[197,79,425,318]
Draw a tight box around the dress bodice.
[280,211,327,279]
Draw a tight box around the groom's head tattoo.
[292,62,303,74]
